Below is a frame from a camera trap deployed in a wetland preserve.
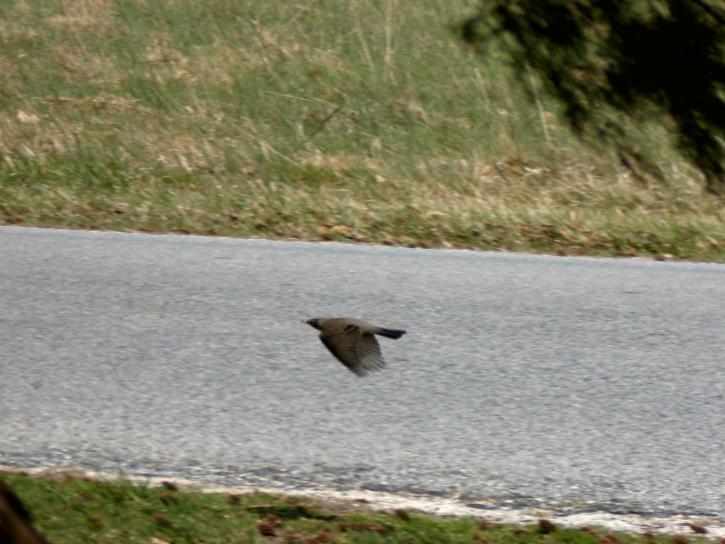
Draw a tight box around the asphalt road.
[1,226,723,518]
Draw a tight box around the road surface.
[1,226,723,519]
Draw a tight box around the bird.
[303,317,406,376]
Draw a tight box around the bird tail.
[376,328,406,339]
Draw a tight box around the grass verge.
[0,1,723,260]
[2,472,712,544]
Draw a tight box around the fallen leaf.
[538,519,556,533]
[257,522,276,536]
[17,110,40,124]
[330,224,352,236]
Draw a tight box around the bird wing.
[356,333,386,373]
[320,329,386,377]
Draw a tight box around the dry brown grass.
[0,0,722,260]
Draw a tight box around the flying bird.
[304,317,406,376]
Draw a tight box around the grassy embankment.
[0,0,723,260]
[3,472,710,544]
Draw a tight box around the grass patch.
[0,0,723,260]
[2,472,707,544]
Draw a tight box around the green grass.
[2,472,704,544]
[0,0,723,260]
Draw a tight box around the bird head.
[304,318,322,330]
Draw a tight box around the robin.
[304,318,406,376]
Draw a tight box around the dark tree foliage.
[462,0,724,193]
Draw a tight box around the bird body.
[304,317,406,376]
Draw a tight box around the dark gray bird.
[304,318,406,376]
